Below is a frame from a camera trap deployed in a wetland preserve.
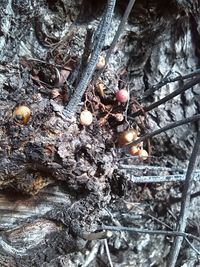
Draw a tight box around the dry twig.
[168,125,200,267]
[100,225,200,243]
[82,230,113,241]
[131,76,200,118]
[82,242,100,267]
[120,164,200,173]
[104,239,114,267]
[121,201,200,255]
[63,0,116,117]
[143,68,200,98]
[124,172,200,183]
[127,114,200,148]
[94,0,136,81]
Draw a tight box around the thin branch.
[126,114,200,148]
[170,191,200,204]
[123,201,173,230]
[119,164,200,173]
[104,239,114,267]
[168,126,200,267]
[105,0,136,62]
[82,242,100,267]
[100,225,200,243]
[77,28,94,83]
[122,202,200,255]
[184,237,200,255]
[143,68,200,98]
[63,0,116,117]
[130,76,200,118]
[82,230,113,241]
[124,172,200,183]
[120,164,173,170]
[94,0,136,81]
[27,57,70,69]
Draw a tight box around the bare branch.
[124,172,200,183]
[122,203,200,255]
[104,239,114,267]
[82,242,100,267]
[119,164,200,173]
[143,68,200,98]
[94,0,136,81]
[130,76,200,118]
[184,237,200,255]
[82,230,113,241]
[63,0,116,117]
[100,225,200,243]
[168,125,200,267]
[127,114,200,148]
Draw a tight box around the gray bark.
[0,0,200,266]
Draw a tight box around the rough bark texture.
[0,0,200,266]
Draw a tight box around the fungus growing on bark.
[96,55,106,70]
[114,113,124,122]
[13,105,31,124]
[118,129,138,146]
[116,89,129,103]
[80,110,93,126]
[138,149,148,160]
[129,145,140,156]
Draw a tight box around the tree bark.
[0,0,200,266]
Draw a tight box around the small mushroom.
[129,145,140,156]
[96,56,106,70]
[80,110,93,126]
[138,149,148,160]
[13,105,31,124]
[114,113,124,122]
[96,82,106,97]
[118,129,138,146]
[116,89,129,103]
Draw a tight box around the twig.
[104,207,127,241]
[168,126,200,267]
[124,84,131,126]
[82,242,100,267]
[123,201,172,230]
[120,164,172,170]
[63,0,116,117]
[124,172,200,183]
[170,191,200,204]
[184,237,200,255]
[80,28,94,72]
[127,114,200,148]
[27,57,71,69]
[143,68,200,98]
[104,239,114,267]
[94,0,136,81]
[100,225,200,243]
[122,202,200,255]
[82,230,113,241]
[119,164,199,172]
[130,76,200,118]
[137,205,200,255]
[105,0,136,63]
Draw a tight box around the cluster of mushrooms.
[80,56,149,161]
[12,56,148,161]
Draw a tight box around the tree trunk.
[0,0,200,266]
